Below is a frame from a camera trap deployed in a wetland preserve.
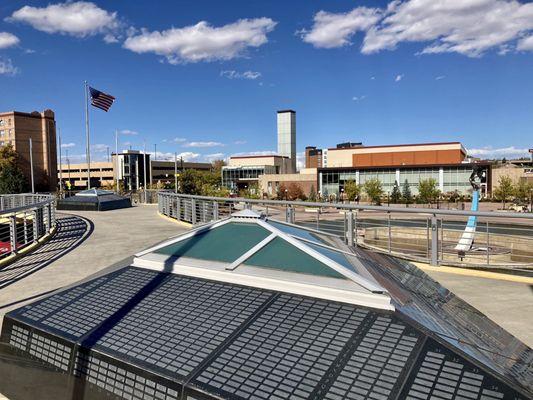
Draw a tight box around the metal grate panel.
[323,315,421,400]
[192,294,369,400]
[27,331,71,371]
[401,339,528,400]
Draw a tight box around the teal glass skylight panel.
[268,220,324,244]
[306,242,357,273]
[244,237,346,279]
[155,222,270,263]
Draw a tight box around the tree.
[277,183,288,200]
[390,181,401,204]
[493,175,514,209]
[308,184,317,202]
[418,178,440,207]
[364,178,383,205]
[401,179,412,205]
[211,159,226,173]
[344,180,360,202]
[287,182,306,201]
[0,144,28,194]
[514,179,532,204]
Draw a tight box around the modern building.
[492,161,533,190]
[305,146,322,168]
[0,110,58,191]
[222,110,298,192]
[59,153,213,190]
[222,155,292,192]
[277,110,296,172]
[313,142,490,197]
[258,168,318,197]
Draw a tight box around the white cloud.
[91,143,109,152]
[435,75,446,80]
[220,70,261,80]
[183,141,224,148]
[123,18,277,64]
[352,95,366,101]
[395,74,403,82]
[204,153,225,161]
[0,58,18,76]
[517,35,533,51]
[299,7,381,48]
[468,146,530,159]
[296,151,305,171]
[9,1,119,38]
[0,32,20,49]
[370,76,376,80]
[120,129,138,135]
[61,142,76,148]
[234,140,247,145]
[173,137,187,143]
[176,151,200,161]
[231,150,276,157]
[301,0,533,57]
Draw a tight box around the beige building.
[258,168,318,197]
[0,110,58,191]
[59,161,115,190]
[492,162,533,190]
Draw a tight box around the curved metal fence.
[0,194,56,260]
[158,192,533,269]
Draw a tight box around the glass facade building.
[222,165,278,191]
[319,164,489,197]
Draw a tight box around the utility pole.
[174,152,178,194]
[66,150,71,184]
[58,127,63,194]
[29,138,35,193]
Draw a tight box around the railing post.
[354,211,358,246]
[213,201,219,221]
[431,214,438,266]
[23,213,28,244]
[346,211,354,247]
[486,221,490,266]
[33,209,39,242]
[176,196,181,221]
[191,198,197,225]
[387,212,392,254]
[9,215,17,255]
[286,206,294,224]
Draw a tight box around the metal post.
[32,209,38,242]
[143,141,147,203]
[346,211,354,247]
[286,206,294,224]
[23,214,28,245]
[316,208,320,230]
[213,201,219,221]
[58,127,63,194]
[174,152,178,194]
[191,198,197,225]
[426,218,430,260]
[486,221,490,265]
[387,213,392,253]
[9,215,17,255]
[431,214,438,266]
[177,196,181,221]
[115,129,119,193]
[354,211,358,245]
[29,138,35,193]
[84,81,91,189]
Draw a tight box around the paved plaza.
[0,204,531,349]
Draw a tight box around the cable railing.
[158,192,533,269]
[0,194,56,261]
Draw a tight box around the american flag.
[89,86,115,112]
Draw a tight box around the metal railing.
[0,194,56,260]
[158,192,533,269]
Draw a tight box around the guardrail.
[158,192,533,269]
[0,194,56,260]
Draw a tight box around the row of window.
[0,129,14,137]
[0,118,12,127]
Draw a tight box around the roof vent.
[231,209,263,219]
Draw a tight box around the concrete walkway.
[0,205,186,332]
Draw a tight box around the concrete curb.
[157,212,193,228]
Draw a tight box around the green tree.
[514,179,532,204]
[0,144,28,194]
[364,178,383,205]
[390,181,401,204]
[493,175,514,209]
[344,180,360,202]
[418,178,440,207]
[401,179,412,205]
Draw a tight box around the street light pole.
[174,152,178,194]
[29,138,35,193]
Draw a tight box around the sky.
[0,0,532,166]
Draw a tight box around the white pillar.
[395,169,400,185]
[439,167,444,192]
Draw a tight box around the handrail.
[158,192,533,220]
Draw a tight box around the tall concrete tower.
[277,110,296,172]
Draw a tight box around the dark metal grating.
[1,266,531,400]
[190,294,370,400]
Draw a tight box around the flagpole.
[84,80,91,190]
[115,129,119,194]
[143,140,147,203]
[58,127,63,195]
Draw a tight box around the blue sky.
[0,0,532,165]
